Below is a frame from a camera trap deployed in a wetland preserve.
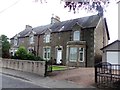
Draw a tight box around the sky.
[0,0,118,43]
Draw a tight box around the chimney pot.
[51,15,60,24]
[26,25,32,29]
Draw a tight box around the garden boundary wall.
[0,59,46,77]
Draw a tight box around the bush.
[11,46,45,61]
[11,53,18,59]
[26,53,35,60]
[34,56,45,61]
[15,46,28,60]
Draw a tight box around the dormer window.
[44,33,50,43]
[73,31,80,41]
[29,34,34,44]
[14,36,18,46]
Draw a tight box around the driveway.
[48,67,95,87]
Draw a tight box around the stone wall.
[1,59,46,77]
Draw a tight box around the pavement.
[0,67,96,88]
[1,74,43,88]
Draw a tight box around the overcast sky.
[0,0,118,43]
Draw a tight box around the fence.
[95,62,120,89]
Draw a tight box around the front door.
[56,48,62,64]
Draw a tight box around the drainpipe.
[101,16,105,48]
[37,35,40,56]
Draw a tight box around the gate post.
[44,61,47,77]
[95,65,97,83]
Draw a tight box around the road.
[0,73,44,89]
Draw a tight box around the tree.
[34,0,119,16]
[0,35,10,58]
[15,46,28,60]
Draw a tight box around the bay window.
[69,47,77,62]
[79,48,84,62]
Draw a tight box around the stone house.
[10,15,110,67]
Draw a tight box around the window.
[44,33,50,43]
[14,36,18,46]
[73,31,80,41]
[69,47,77,62]
[43,47,51,60]
[79,48,84,62]
[29,34,34,44]
[28,47,34,54]
[10,48,18,56]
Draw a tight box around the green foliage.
[34,56,45,61]
[13,46,44,61]
[34,0,119,15]
[26,53,35,60]
[52,66,67,71]
[15,46,28,60]
[0,35,10,58]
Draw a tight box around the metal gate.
[95,62,120,89]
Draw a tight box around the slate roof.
[11,15,108,39]
[101,40,120,50]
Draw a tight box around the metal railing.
[95,62,120,89]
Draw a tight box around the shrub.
[26,53,35,60]
[34,56,45,61]
[15,46,28,60]
[12,46,45,61]
[11,53,18,59]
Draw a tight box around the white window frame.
[28,47,34,53]
[73,31,80,41]
[79,48,84,62]
[44,33,50,43]
[14,36,18,46]
[10,48,18,56]
[43,47,51,60]
[29,34,34,44]
[69,47,77,62]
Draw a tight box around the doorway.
[56,47,62,64]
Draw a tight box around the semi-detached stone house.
[10,15,110,67]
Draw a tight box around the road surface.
[0,73,43,88]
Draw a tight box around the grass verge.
[52,65,67,71]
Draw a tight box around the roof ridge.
[32,14,99,29]
[11,14,100,39]
[101,40,120,50]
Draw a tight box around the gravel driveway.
[48,67,95,87]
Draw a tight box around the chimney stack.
[25,25,32,29]
[51,14,60,24]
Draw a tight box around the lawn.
[51,65,67,71]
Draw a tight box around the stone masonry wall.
[1,59,46,77]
